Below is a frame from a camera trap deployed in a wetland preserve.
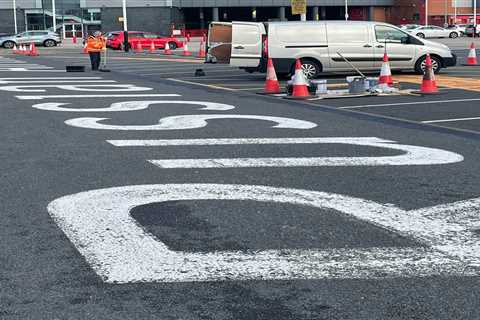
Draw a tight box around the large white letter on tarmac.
[48,184,480,283]
[64,115,317,130]
[108,137,463,168]
[0,84,152,92]
[32,101,235,112]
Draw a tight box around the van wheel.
[416,33,425,38]
[449,32,458,38]
[294,59,321,79]
[415,55,442,74]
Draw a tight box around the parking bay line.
[140,69,242,76]
[166,78,238,91]
[16,94,180,100]
[422,116,480,124]
[339,97,480,109]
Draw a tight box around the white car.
[407,25,460,38]
[399,24,421,30]
[448,24,467,35]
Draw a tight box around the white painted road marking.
[0,84,152,92]
[339,98,480,109]
[0,80,116,84]
[32,100,235,112]
[47,184,480,283]
[422,116,480,124]
[65,115,317,130]
[105,137,464,168]
[16,94,181,100]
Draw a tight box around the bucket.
[311,79,327,94]
[364,77,378,90]
[346,76,366,94]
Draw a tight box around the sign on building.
[291,0,307,15]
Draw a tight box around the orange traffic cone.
[418,54,439,94]
[135,41,143,53]
[197,38,206,58]
[12,44,18,54]
[262,58,281,94]
[285,59,312,99]
[462,42,480,66]
[378,52,393,86]
[29,43,38,56]
[182,41,192,56]
[149,41,156,54]
[19,44,26,55]
[163,42,172,55]
[82,42,88,54]
[72,35,77,44]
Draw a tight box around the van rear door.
[230,21,266,67]
[207,22,232,63]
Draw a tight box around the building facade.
[1,0,475,37]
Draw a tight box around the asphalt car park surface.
[21,39,480,135]
[1,38,480,319]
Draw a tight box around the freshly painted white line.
[0,69,66,72]
[0,84,152,92]
[32,100,235,112]
[142,69,239,76]
[0,67,54,71]
[16,94,180,100]
[0,80,116,84]
[65,115,317,130]
[47,184,480,283]
[0,77,102,80]
[106,137,463,167]
[340,98,480,109]
[422,116,480,124]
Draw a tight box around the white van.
[207,21,456,78]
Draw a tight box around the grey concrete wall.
[0,9,26,35]
[100,7,183,34]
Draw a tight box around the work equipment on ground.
[149,41,156,54]
[197,38,206,58]
[182,41,192,56]
[284,59,314,99]
[378,52,393,86]
[28,43,38,56]
[418,54,439,94]
[462,42,480,66]
[163,42,172,55]
[66,65,85,72]
[99,47,111,72]
[262,58,281,94]
[135,42,143,53]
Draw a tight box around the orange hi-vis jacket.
[86,36,106,53]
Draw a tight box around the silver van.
[207,21,456,78]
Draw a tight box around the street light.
[425,0,428,26]
[345,0,349,20]
[12,0,18,34]
[52,0,56,33]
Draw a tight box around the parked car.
[448,24,467,35]
[406,25,460,38]
[399,24,421,30]
[207,21,456,77]
[464,24,479,37]
[106,31,183,50]
[0,30,61,48]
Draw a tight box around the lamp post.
[345,0,349,20]
[52,0,56,33]
[425,0,428,26]
[122,0,129,52]
[12,0,18,34]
